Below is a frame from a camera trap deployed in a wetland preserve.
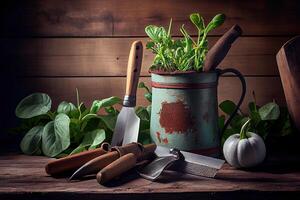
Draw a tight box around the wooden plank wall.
[1,0,300,140]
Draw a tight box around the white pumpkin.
[223,119,266,168]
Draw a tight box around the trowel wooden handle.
[97,153,137,184]
[204,24,242,71]
[125,41,143,99]
[45,148,107,175]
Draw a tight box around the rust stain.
[162,137,169,144]
[159,101,194,134]
[156,132,161,143]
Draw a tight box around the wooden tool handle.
[80,151,120,173]
[138,143,157,161]
[125,41,143,100]
[96,153,137,184]
[204,24,242,72]
[45,148,107,175]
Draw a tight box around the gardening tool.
[111,40,143,146]
[45,143,109,175]
[70,142,156,180]
[276,36,300,131]
[204,24,242,72]
[45,40,145,181]
[138,145,225,181]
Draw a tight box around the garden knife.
[111,40,143,146]
[138,146,225,181]
[204,24,242,72]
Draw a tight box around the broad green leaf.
[20,126,43,155]
[70,129,105,155]
[16,93,51,119]
[138,129,151,145]
[81,117,101,132]
[99,114,118,131]
[42,113,70,157]
[258,102,280,120]
[139,119,150,131]
[57,101,78,118]
[136,106,150,121]
[219,100,237,115]
[205,14,225,33]
[90,96,121,114]
[190,13,205,31]
[69,119,83,144]
[248,102,261,126]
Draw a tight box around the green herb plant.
[145,13,225,72]
[219,91,295,145]
[14,88,152,158]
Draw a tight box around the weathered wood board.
[0,154,299,200]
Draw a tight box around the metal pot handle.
[216,68,247,135]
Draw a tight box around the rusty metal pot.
[150,69,246,157]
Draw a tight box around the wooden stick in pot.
[203,24,242,72]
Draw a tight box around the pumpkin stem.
[240,118,251,139]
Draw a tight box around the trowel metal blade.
[111,107,140,146]
[155,146,225,178]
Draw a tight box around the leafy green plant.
[219,91,295,145]
[136,82,152,144]
[145,13,225,72]
[15,86,153,158]
[15,90,121,157]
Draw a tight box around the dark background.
[1,0,300,152]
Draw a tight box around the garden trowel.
[138,146,225,181]
[111,40,143,146]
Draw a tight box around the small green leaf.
[145,25,163,42]
[20,126,43,155]
[219,100,237,115]
[57,101,78,118]
[16,93,51,119]
[90,96,121,114]
[42,113,70,157]
[190,13,205,31]
[146,42,155,49]
[144,93,152,102]
[258,102,280,120]
[205,14,225,33]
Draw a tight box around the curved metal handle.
[216,68,247,135]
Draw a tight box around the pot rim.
[149,69,218,76]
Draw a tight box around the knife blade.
[138,146,225,180]
[111,40,143,146]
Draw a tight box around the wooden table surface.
[0,154,300,200]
